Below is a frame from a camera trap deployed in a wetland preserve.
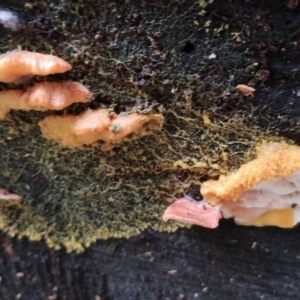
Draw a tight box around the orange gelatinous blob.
[96,112,152,143]
[38,110,109,148]
[201,142,300,205]
[236,208,294,228]
[0,50,72,83]
[73,109,111,136]
[201,142,300,228]
[39,109,163,148]
[163,198,222,228]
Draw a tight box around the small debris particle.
[236,36,242,42]
[208,52,216,60]
[202,287,208,292]
[16,272,24,278]
[48,295,57,300]
[177,294,185,300]
[106,243,116,255]
[251,242,258,249]
[95,296,101,300]
[0,9,23,31]
[202,114,212,125]
[168,269,177,275]
[15,294,22,300]
[0,237,20,261]
[149,257,155,263]
[257,69,270,82]
[285,0,298,9]
[24,3,34,10]
[204,20,211,27]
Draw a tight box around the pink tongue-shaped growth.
[162,198,222,228]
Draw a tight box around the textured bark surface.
[1,0,300,299]
[1,223,300,300]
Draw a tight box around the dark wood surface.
[1,222,300,300]
[1,0,300,299]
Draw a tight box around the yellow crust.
[201,142,300,205]
[237,208,294,228]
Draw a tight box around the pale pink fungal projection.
[0,89,27,120]
[0,51,72,83]
[162,198,222,229]
[236,84,256,96]
[0,82,92,119]
[0,189,21,202]
[21,81,92,110]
